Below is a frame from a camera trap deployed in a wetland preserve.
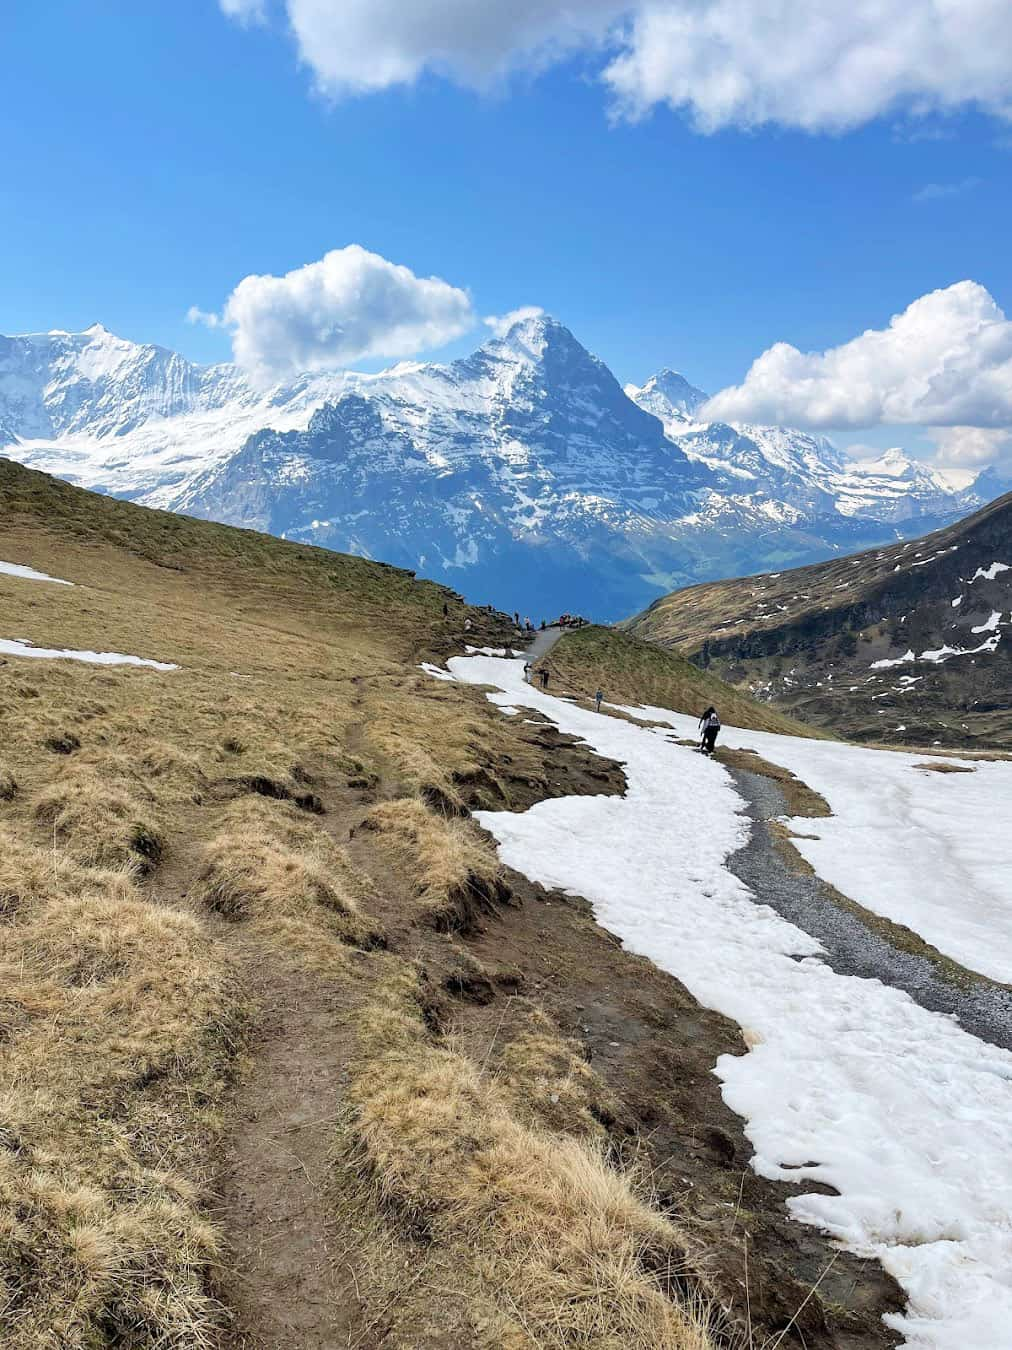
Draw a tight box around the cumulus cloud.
[483,306,546,338]
[702,282,1012,432]
[194,245,476,384]
[220,0,1012,133]
[281,0,622,95]
[604,1,1012,132]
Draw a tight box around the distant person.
[594,689,603,713]
[442,602,449,618]
[540,668,550,690]
[540,619,546,631]
[514,610,520,627]
[523,662,532,683]
[464,617,473,633]
[699,707,721,756]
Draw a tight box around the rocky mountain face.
[625,492,1012,748]
[0,315,997,619]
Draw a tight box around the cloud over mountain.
[191,245,475,384]
[703,282,1012,432]
[220,0,1012,133]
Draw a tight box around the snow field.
[439,653,1012,1350]
[623,704,1012,985]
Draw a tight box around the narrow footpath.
[521,624,565,663]
[726,764,1012,1052]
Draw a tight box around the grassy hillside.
[542,625,831,737]
[0,458,895,1348]
[623,491,1012,748]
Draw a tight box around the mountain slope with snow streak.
[438,649,1012,1350]
[627,491,1012,748]
[1,317,992,617]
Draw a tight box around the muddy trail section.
[726,765,1012,1052]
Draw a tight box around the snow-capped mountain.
[624,369,708,433]
[0,315,990,618]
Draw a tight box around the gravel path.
[522,624,565,663]
[726,764,1012,1053]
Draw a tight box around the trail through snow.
[439,651,1012,1350]
[616,705,1012,985]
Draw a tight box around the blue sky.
[4,1,1012,470]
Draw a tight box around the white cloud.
[703,282,1012,432]
[912,177,982,203]
[186,305,221,328]
[604,1,1012,133]
[930,426,1012,471]
[198,245,476,384]
[282,0,622,95]
[219,0,265,22]
[483,305,545,338]
[220,0,1012,133]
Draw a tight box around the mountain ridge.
[1,313,999,618]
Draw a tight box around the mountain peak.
[639,368,708,409]
[484,309,576,356]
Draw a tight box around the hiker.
[464,617,473,633]
[699,707,721,756]
[442,602,449,618]
[541,668,550,690]
[594,689,603,713]
[514,610,520,627]
[523,662,532,683]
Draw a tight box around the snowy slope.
[0,317,984,618]
[438,650,1012,1350]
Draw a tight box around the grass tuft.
[193,797,382,958]
[360,796,507,930]
[343,966,717,1349]
[34,760,165,874]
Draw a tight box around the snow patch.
[0,637,177,670]
[0,560,73,586]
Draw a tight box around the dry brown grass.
[0,826,245,1349]
[912,760,975,774]
[360,796,506,930]
[344,965,717,1350]
[33,759,165,873]
[360,670,560,813]
[547,626,829,739]
[497,1008,623,1142]
[193,796,381,961]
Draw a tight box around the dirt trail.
[212,952,367,1349]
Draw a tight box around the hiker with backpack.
[594,689,604,713]
[698,707,721,755]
